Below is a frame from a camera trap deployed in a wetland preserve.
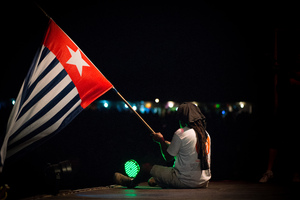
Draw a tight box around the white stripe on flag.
[5,49,59,137]
[7,97,82,158]
[8,74,74,145]
[26,51,58,99]
[28,46,48,86]
[28,46,44,87]
[6,62,68,140]
[6,82,25,133]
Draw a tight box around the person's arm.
[152,132,174,162]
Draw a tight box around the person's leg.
[150,165,189,189]
[113,163,154,188]
[259,148,277,183]
[267,148,278,171]
[113,172,137,188]
[148,177,157,186]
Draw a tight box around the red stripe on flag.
[43,19,113,108]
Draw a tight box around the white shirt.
[167,126,211,188]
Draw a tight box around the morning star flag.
[0,19,113,171]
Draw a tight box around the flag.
[0,19,113,172]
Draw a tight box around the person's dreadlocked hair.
[189,119,209,170]
[177,102,209,170]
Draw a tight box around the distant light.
[11,99,16,105]
[145,102,151,109]
[155,98,159,103]
[222,110,226,115]
[124,104,128,108]
[228,105,233,112]
[133,105,137,110]
[167,101,174,108]
[215,104,220,109]
[192,101,198,106]
[139,105,145,113]
[104,102,108,108]
[239,102,245,108]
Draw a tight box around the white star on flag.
[66,45,89,76]
[0,19,114,173]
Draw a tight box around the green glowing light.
[215,103,221,109]
[124,159,140,178]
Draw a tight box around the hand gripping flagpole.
[113,88,156,135]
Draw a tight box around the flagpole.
[35,3,51,19]
[113,88,156,134]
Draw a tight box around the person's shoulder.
[174,128,185,136]
[174,127,192,136]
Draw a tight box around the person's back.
[168,126,211,188]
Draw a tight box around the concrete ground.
[22,180,298,200]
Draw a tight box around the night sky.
[1,1,298,103]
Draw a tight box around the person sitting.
[114,102,211,188]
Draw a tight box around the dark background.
[2,1,293,102]
[1,1,300,199]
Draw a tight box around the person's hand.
[152,132,165,143]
